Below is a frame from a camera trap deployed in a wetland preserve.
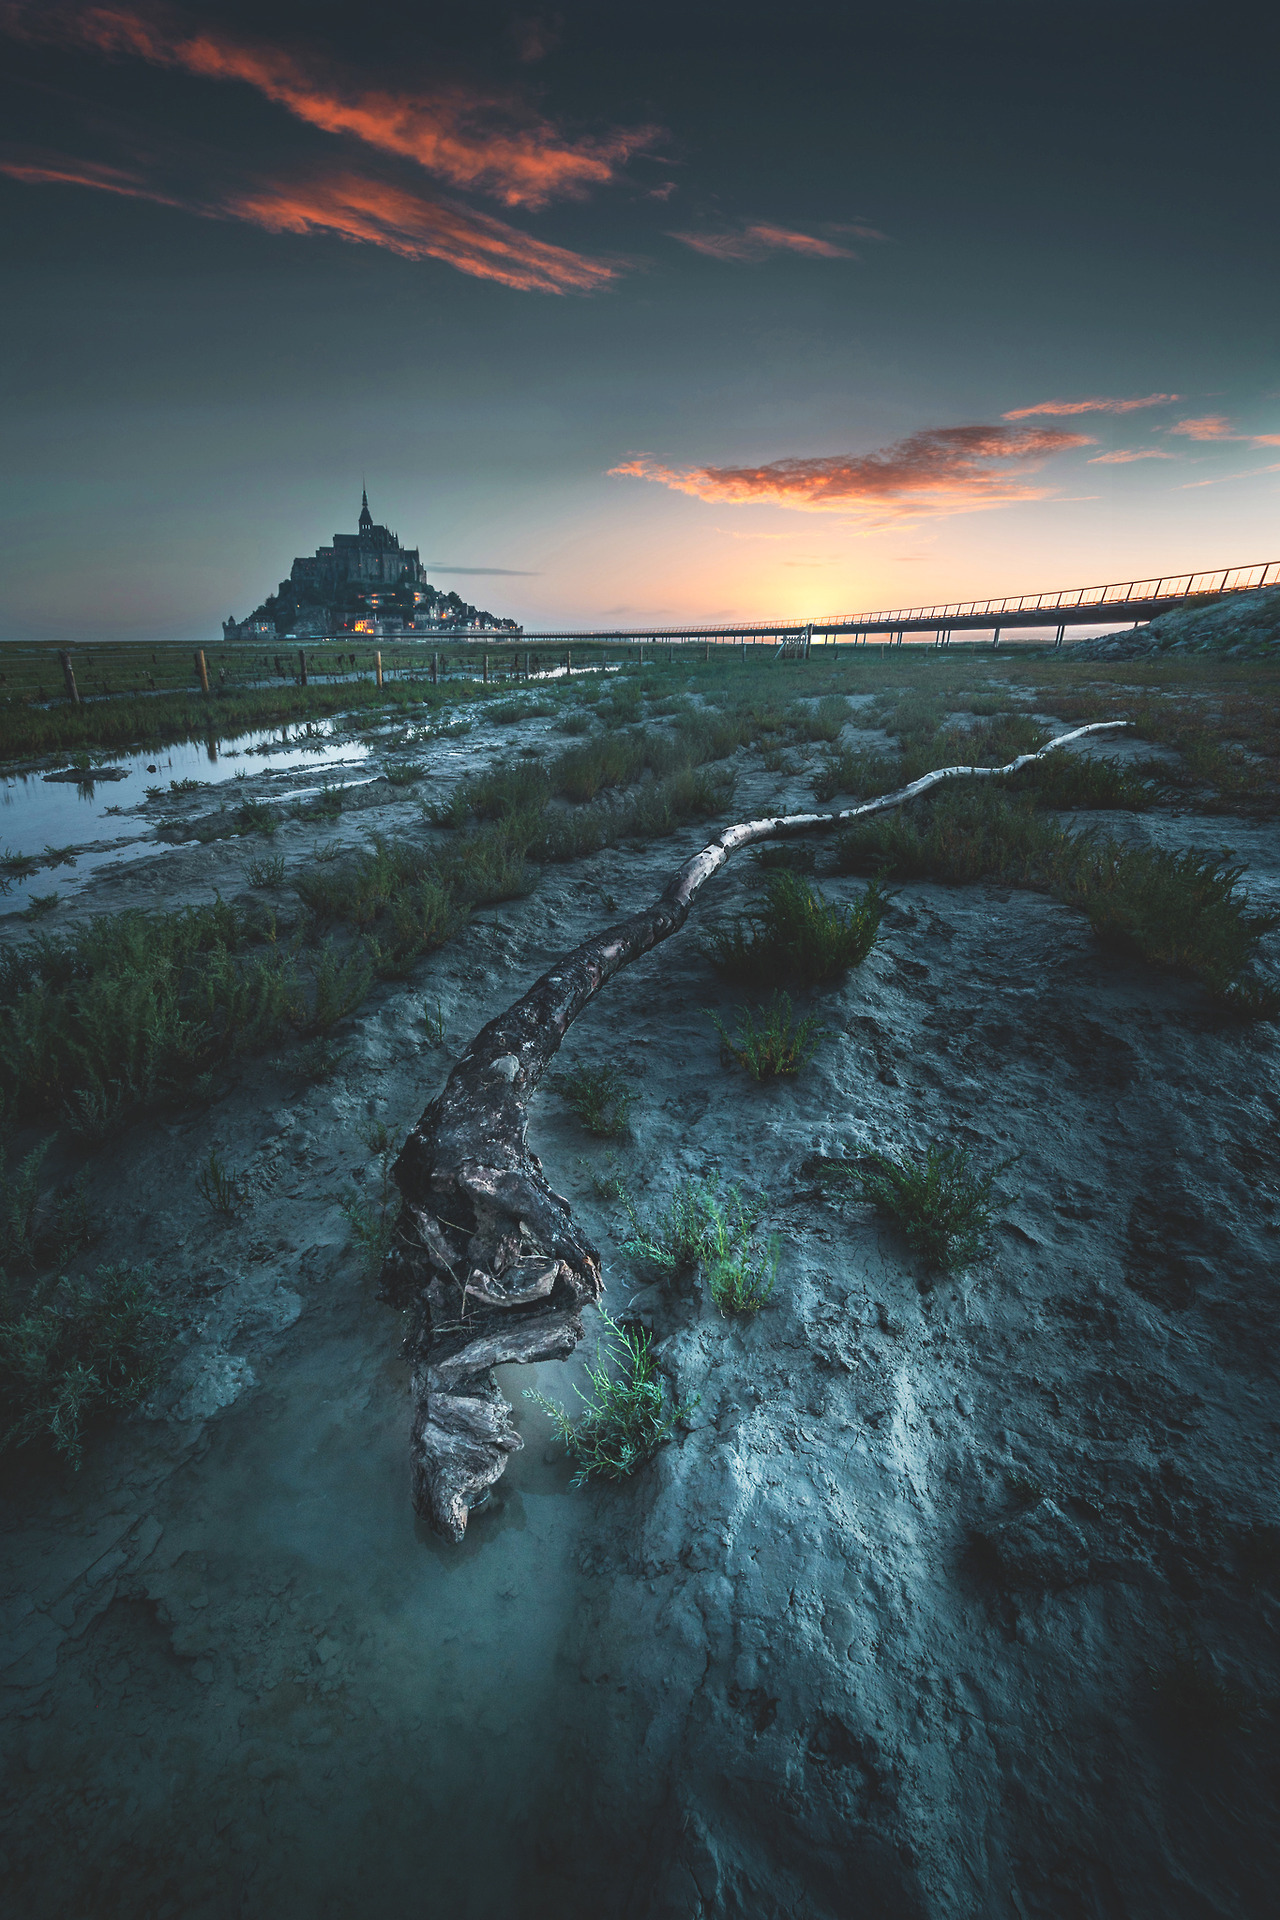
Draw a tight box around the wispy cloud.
[1168,413,1280,447]
[1169,413,1236,440]
[1003,394,1180,419]
[5,5,658,210]
[0,148,618,292]
[0,151,183,207]
[610,424,1093,523]
[1177,463,1280,490]
[232,175,617,291]
[670,219,884,262]
[1086,448,1178,464]
[425,563,542,575]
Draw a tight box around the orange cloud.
[232,174,616,293]
[0,148,616,293]
[0,153,183,207]
[1170,413,1236,439]
[610,424,1093,521]
[1003,394,1180,418]
[5,4,657,209]
[671,219,884,262]
[1086,448,1178,464]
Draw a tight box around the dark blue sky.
[3,0,1277,639]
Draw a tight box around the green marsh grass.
[834,785,1278,1008]
[245,851,287,888]
[710,993,825,1080]
[705,870,888,989]
[341,1118,400,1275]
[621,1170,779,1311]
[555,1063,635,1136]
[0,1263,171,1467]
[0,1140,89,1278]
[196,1148,243,1217]
[526,1310,695,1484]
[825,1142,1011,1273]
[0,899,380,1128]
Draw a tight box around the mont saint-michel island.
[224,491,519,641]
[2,5,1279,1920]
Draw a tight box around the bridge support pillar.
[992,627,1002,650]
[1054,624,1064,650]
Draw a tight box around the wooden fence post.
[375,651,383,688]
[298,648,308,686]
[194,649,210,695]
[58,650,80,705]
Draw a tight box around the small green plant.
[196,1148,243,1217]
[0,1139,90,1279]
[798,694,853,743]
[0,1263,172,1468]
[555,709,594,735]
[245,852,286,889]
[1,850,39,879]
[585,1151,629,1202]
[710,993,825,1080]
[526,1310,696,1484]
[21,893,59,921]
[385,761,426,786]
[705,871,888,988]
[621,1171,778,1311]
[290,1037,351,1081]
[556,1062,635,1137]
[422,996,446,1043]
[812,747,898,804]
[825,1142,1012,1272]
[706,1234,780,1313]
[234,799,277,836]
[341,1116,400,1273]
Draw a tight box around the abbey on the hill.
[223,492,518,640]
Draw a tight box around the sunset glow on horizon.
[1,1,1277,643]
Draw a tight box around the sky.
[2,0,1278,642]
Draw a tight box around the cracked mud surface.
[2,686,1278,1918]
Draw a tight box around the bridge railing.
[507,558,1278,641]
[809,558,1280,628]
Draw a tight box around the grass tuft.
[705,871,888,988]
[824,1142,1012,1272]
[621,1171,779,1312]
[526,1310,696,1483]
[0,1139,90,1278]
[196,1148,243,1217]
[245,852,286,889]
[0,1263,171,1467]
[341,1117,400,1275]
[555,1062,635,1136]
[710,993,825,1080]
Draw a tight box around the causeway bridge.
[506,558,1278,651]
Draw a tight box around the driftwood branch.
[383,720,1128,1538]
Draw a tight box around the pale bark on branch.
[382,721,1127,1538]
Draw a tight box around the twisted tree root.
[382,721,1127,1538]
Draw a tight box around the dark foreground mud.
[2,691,1277,1919]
